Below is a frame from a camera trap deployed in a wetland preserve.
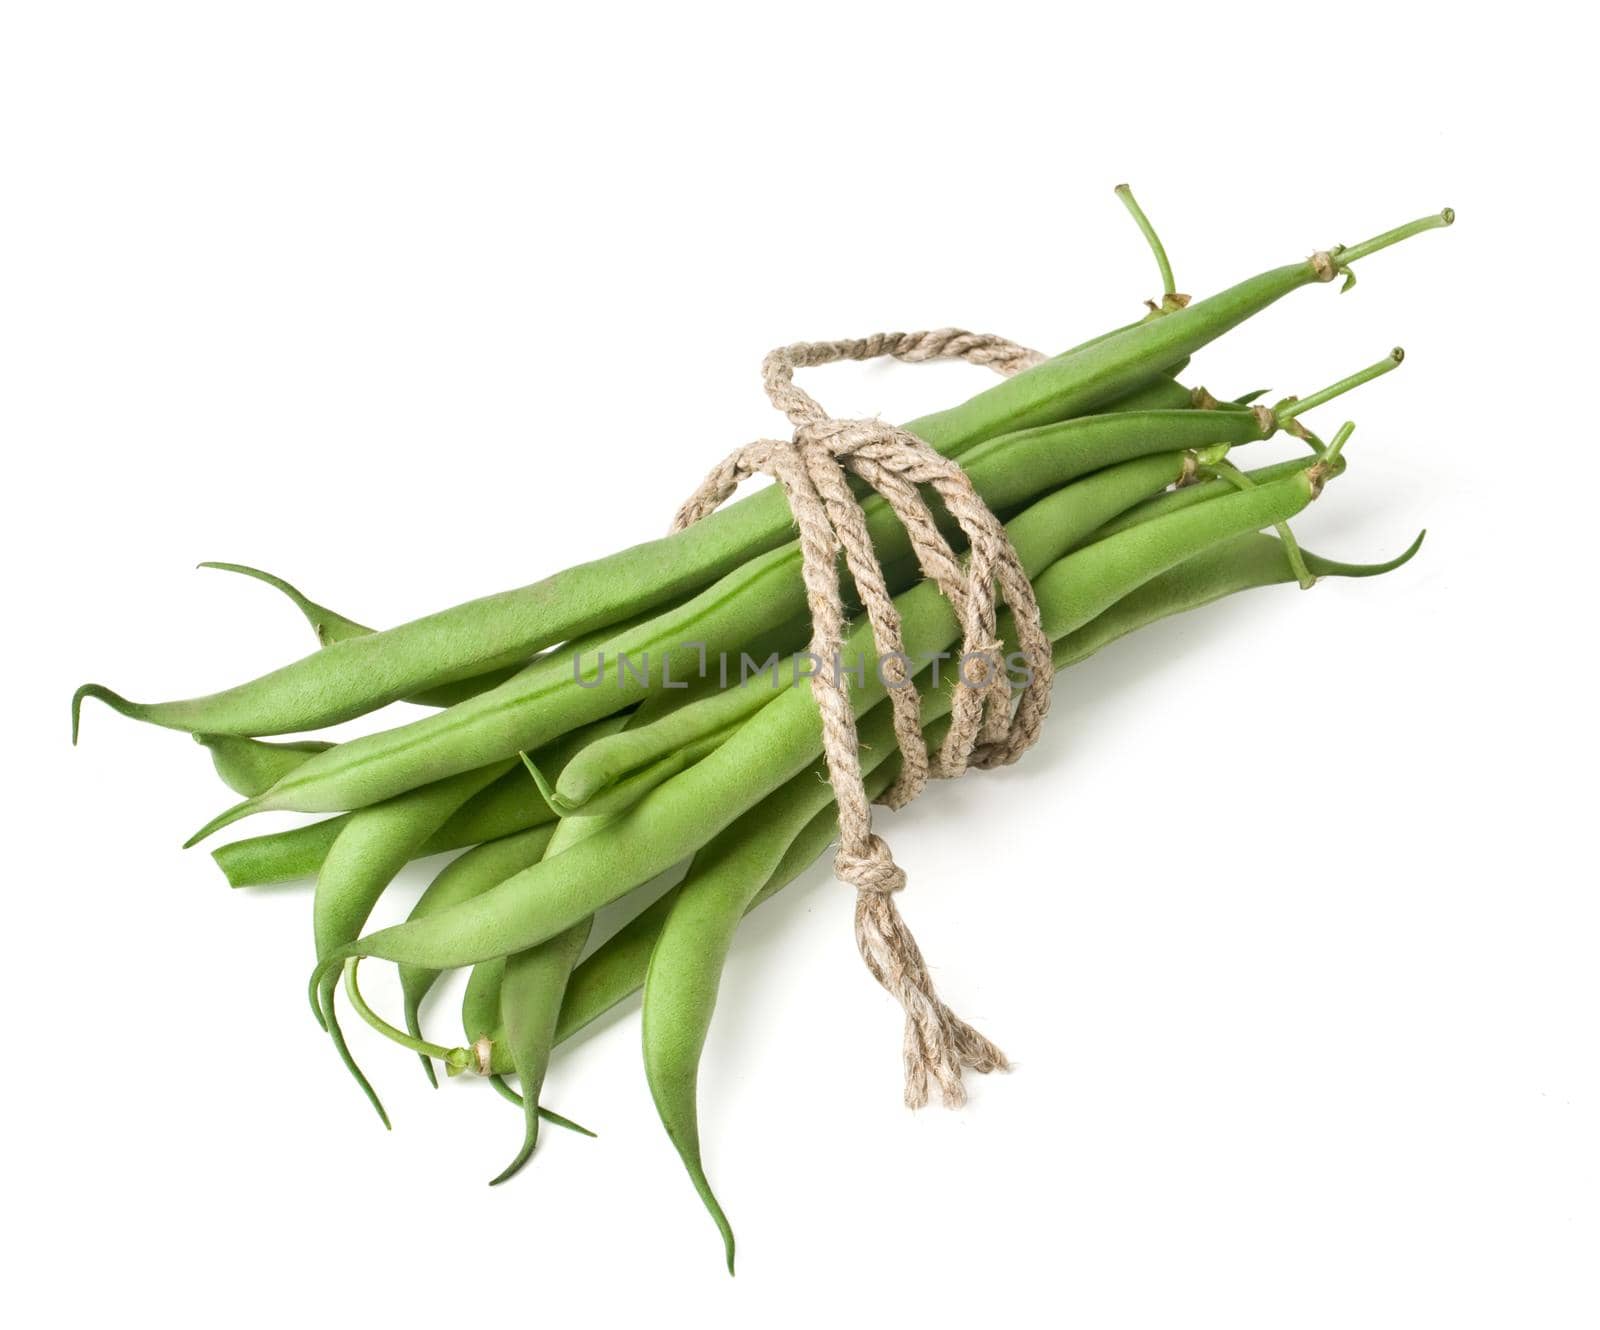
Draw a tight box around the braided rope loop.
[674,330,1054,1107]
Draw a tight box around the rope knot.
[837,834,907,897]
[675,329,1049,1107]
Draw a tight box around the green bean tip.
[403,999,440,1089]
[518,750,569,814]
[1302,528,1427,579]
[1393,528,1427,566]
[182,797,260,849]
[308,973,329,1030]
[1440,207,1455,225]
[488,1140,537,1187]
[558,1119,598,1140]
[70,683,130,744]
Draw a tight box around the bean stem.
[1277,349,1403,425]
[1115,183,1178,299]
[344,957,472,1072]
[1334,208,1454,267]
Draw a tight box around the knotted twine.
[672,330,1057,1108]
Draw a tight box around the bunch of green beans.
[73,190,1450,1271]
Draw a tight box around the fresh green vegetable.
[68,189,1450,1272]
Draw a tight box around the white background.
[4,2,1593,1324]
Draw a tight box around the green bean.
[195,733,332,797]
[395,718,630,1090]
[545,768,893,1055]
[200,562,524,707]
[491,926,588,1181]
[199,562,371,645]
[195,409,1282,828]
[210,713,625,888]
[461,958,505,1048]
[398,825,558,1087]
[1088,454,1346,541]
[311,460,1327,991]
[641,737,924,1272]
[312,761,516,1124]
[488,808,618,1184]
[75,206,1448,745]
[623,611,816,731]
[532,720,739,820]
[211,816,351,889]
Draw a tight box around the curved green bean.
[200,562,524,707]
[196,733,332,798]
[312,761,515,1123]
[461,958,505,1048]
[199,562,371,645]
[489,808,617,1184]
[211,713,626,888]
[641,737,924,1272]
[399,824,558,1087]
[211,815,351,889]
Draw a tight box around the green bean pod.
[461,958,506,1048]
[313,761,516,1123]
[490,921,589,1182]
[210,713,625,888]
[211,816,352,888]
[399,825,558,1087]
[486,809,618,1183]
[393,720,627,1098]
[641,737,923,1272]
[200,562,528,707]
[1088,453,1345,540]
[195,733,333,797]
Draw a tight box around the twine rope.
[673,329,1056,1108]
